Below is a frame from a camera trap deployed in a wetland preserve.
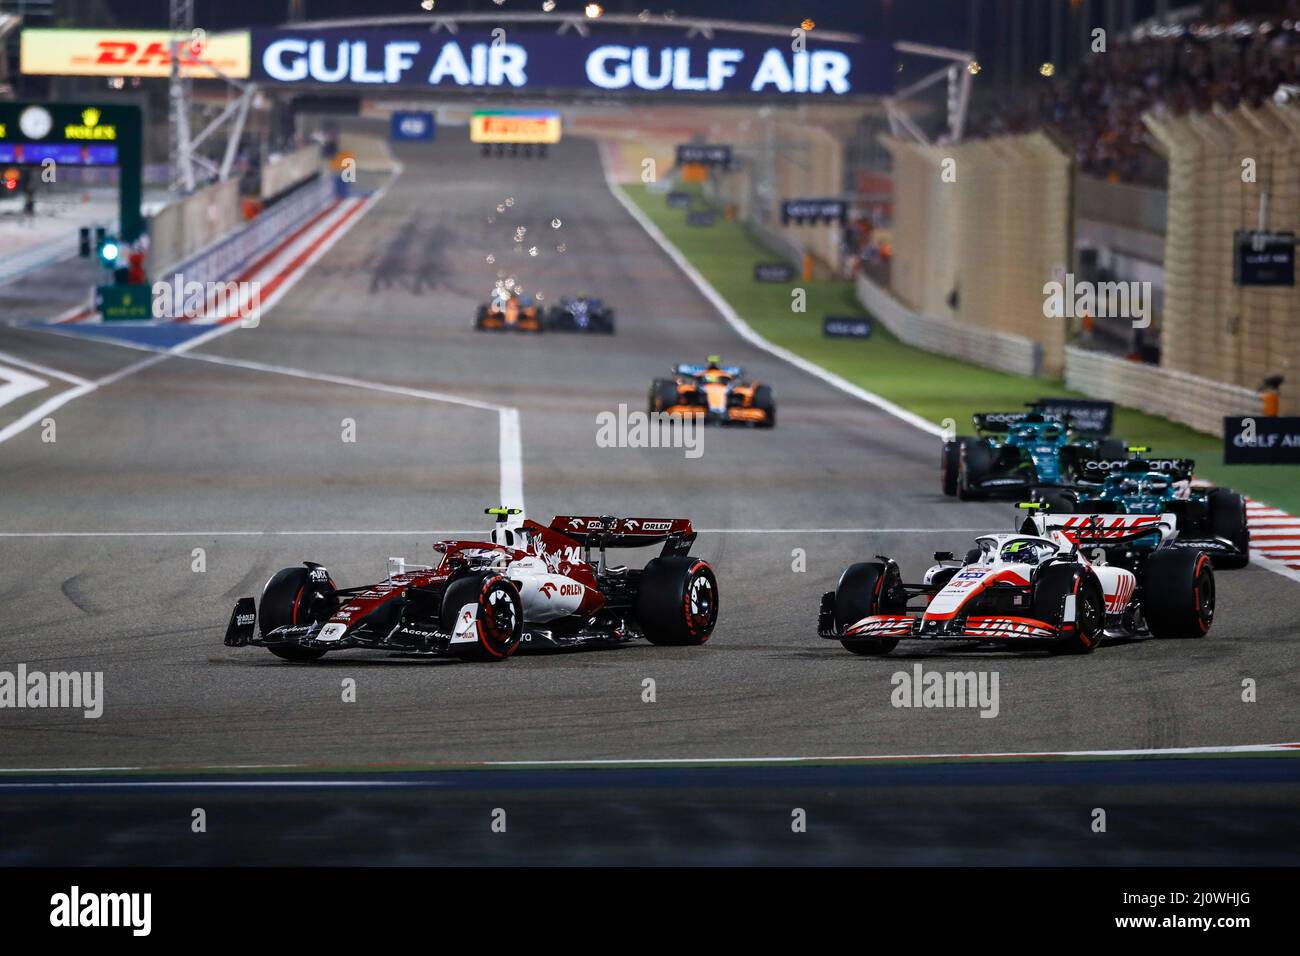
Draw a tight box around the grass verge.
[623,183,1300,514]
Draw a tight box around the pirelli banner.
[250,29,891,96]
[21,29,252,80]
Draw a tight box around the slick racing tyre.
[941,437,979,497]
[637,557,718,646]
[441,572,523,661]
[1144,549,1215,639]
[941,440,960,496]
[649,378,679,415]
[1033,564,1104,655]
[956,440,994,501]
[752,384,776,428]
[1207,490,1250,569]
[260,566,337,662]
[834,561,907,656]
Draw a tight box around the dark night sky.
[90,1,1280,75]
[93,1,1167,49]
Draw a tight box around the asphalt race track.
[1,132,1297,863]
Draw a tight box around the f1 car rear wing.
[971,411,1053,433]
[1024,510,1175,548]
[545,515,697,555]
[1074,456,1195,483]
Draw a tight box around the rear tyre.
[957,440,994,501]
[1144,549,1215,638]
[1207,490,1249,569]
[752,384,776,428]
[940,439,963,496]
[260,566,335,662]
[834,561,906,656]
[1032,564,1104,655]
[440,572,523,661]
[636,557,718,646]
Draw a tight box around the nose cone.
[704,382,728,413]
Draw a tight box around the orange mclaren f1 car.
[475,293,543,333]
[649,356,776,427]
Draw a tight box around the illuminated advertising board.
[251,29,891,97]
[21,28,251,80]
[470,110,562,145]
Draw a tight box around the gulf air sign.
[253,29,891,97]
[20,29,251,80]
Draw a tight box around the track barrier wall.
[150,175,332,294]
[885,131,1073,377]
[145,178,241,279]
[857,270,1042,377]
[1065,345,1263,436]
[260,145,323,201]
[1144,101,1300,415]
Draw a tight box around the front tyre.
[649,378,679,415]
[637,557,718,646]
[835,561,906,656]
[752,384,776,428]
[441,573,523,661]
[1033,564,1104,655]
[957,440,993,500]
[260,566,336,662]
[1144,549,1215,638]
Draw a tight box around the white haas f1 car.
[225,509,718,662]
[819,509,1215,656]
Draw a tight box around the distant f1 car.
[649,356,775,427]
[546,295,615,333]
[475,293,543,333]
[224,508,718,662]
[1032,450,1249,568]
[818,507,1215,656]
[940,408,1127,500]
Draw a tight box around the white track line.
[1,741,1296,779]
[0,348,91,386]
[1,169,526,512]
[168,350,523,510]
[0,360,48,409]
[599,143,942,438]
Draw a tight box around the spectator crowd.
[974,6,1300,184]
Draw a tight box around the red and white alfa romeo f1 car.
[224,509,719,662]
[818,509,1215,656]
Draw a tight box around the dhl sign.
[470,110,562,145]
[20,29,251,80]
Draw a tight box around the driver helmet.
[1000,540,1041,565]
